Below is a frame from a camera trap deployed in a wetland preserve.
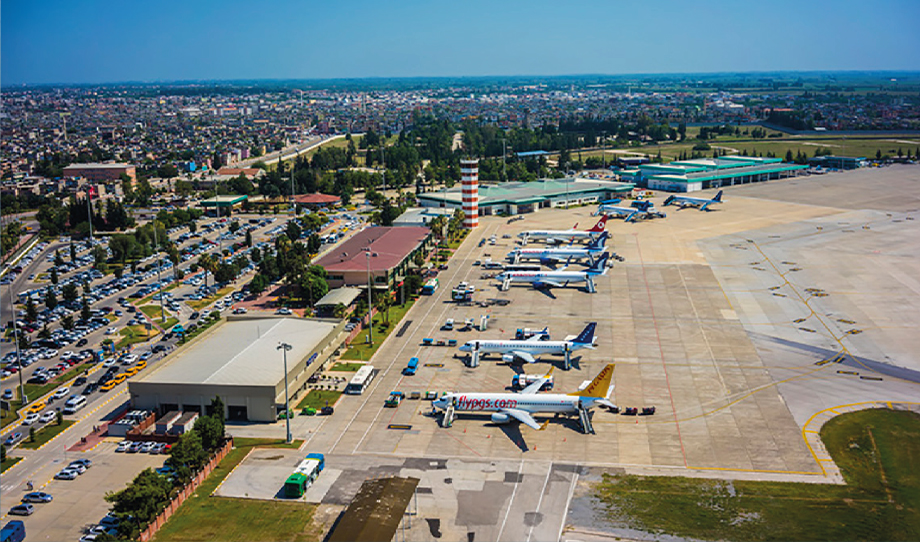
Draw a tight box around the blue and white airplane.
[593,200,666,221]
[458,323,597,364]
[507,232,609,265]
[663,190,724,210]
[496,253,610,293]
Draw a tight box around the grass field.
[341,299,416,361]
[20,420,75,449]
[329,362,364,372]
[1,456,22,473]
[187,287,234,311]
[139,304,171,320]
[296,390,341,410]
[153,437,318,542]
[593,408,920,541]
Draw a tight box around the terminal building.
[314,226,432,290]
[807,155,867,170]
[418,178,635,215]
[128,317,348,422]
[619,156,808,192]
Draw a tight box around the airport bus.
[421,278,439,295]
[344,365,376,395]
[283,453,325,498]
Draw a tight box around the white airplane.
[507,232,608,265]
[496,253,610,293]
[663,190,723,210]
[432,363,616,430]
[517,215,608,245]
[593,200,666,221]
[458,323,596,364]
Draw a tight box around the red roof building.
[217,167,262,179]
[293,193,342,209]
[315,226,431,289]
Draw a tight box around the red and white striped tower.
[460,158,479,229]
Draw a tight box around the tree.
[286,220,302,241]
[25,298,37,322]
[188,220,197,234]
[44,288,58,310]
[244,229,253,248]
[375,291,392,326]
[166,430,208,484]
[56,411,63,425]
[38,324,51,340]
[62,315,74,330]
[249,273,269,295]
[193,415,224,453]
[199,254,215,289]
[55,250,64,267]
[62,283,78,303]
[105,468,173,540]
[81,297,91,321]
[209,396,226,433]
[785,150,794,163]
[50,267,58,285]
[229,221,240,234]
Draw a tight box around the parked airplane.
[593,200,666,221]
[458,323,596,364]
[663,190,724,210]
[495,253,610,293]
[517,215,608,245]
[507,232,609,265]
[432,363,616,431]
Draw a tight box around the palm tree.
[375,291,392,326]
[199,253,215,289]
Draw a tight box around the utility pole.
[8,285,27,404]
[290,169,296,216]
[153,226,166,323]
[502,138,507,180]
[365,249,373,345]
[602,131,606,170]
[277,343,293,443]
[86,190,94,244]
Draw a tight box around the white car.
[54,469,78,480]
[53,387,70,400]
[22,413,40,425]
[121,354,138,365]
[39,411,56,424]
[66,463,87,474]
[103,358,118,368]
[115,440,130,453]
[105,327,117,335]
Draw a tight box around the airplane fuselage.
[519,230,600,243]
[510,247,600,262]
[459,339,588,356]
[437,392,605,414]
[500,270,592,284]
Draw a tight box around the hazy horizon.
[3,0,920,86]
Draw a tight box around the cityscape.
[2,2,920,542]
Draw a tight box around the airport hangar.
[417,178,635,215]
[128,316,348,422]
[618,156,808,192]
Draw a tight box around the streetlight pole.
[365,250,373,345]
[277,342,293,443]
[153,226,166,323]
[7,285,27,404]
[502,138,507,181]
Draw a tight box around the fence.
[138,438,233,542]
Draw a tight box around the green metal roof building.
[199,194,248,209]
[418,178,635,215]
[633,156,808,192]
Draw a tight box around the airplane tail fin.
[663,195,675,206]
[713,190,723,203]
[568,363,615,397]
[588,231,609,250]
[587,215,608,232]
[587,252,609,274]
[573,322,596,345]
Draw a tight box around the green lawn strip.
[22,363,89,404]
[139,304,171,320]
[116,325,161,349]
[341,299,415,361]
[19,420,76,449]
[135,283,179,306]
[593,409,920,541]
[153,438,318,542]
[1,457,22,473]
[1,404,22,429]
[187,286,234,311]
[329,362,364,372]
[296,390,341,410]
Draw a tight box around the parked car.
[115,441,130,453]
[54,470,78,480]
[4,432,24,446]
[21,492,53,503]
[8,504,34,516]
[22,413,40,425]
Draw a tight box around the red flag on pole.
[87,186,97,199]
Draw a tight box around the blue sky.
[3,0,919,85]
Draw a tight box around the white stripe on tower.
[460,158,479,228]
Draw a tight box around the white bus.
[344,365,376,395]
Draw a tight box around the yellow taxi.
[135,360,147,371]
[100,380,118,392]
[27,401,45,414]
[112,373,128,385]
[124,366,140,377]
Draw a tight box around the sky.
[3,0,920,85]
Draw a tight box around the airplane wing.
[501,408,548,430]
[520,368,554,394]
[511,350,536,363]
[535,279,564,288]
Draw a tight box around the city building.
[314,226,431,290]
[392,207,455,227]
[629,156,808,192]
[129,317,348,422]
[63,163,136,184]
[418,178,635,215]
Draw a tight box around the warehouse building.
[627,156,808,192]
[128,317,348,422]
[417,178,635,215]
[314,226,432,290]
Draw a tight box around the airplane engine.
[491,412,511,424]
[502,353,516,363]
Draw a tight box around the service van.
[63,396,87,415]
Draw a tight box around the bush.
[692,141,711,151]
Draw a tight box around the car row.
[115,440,170,454]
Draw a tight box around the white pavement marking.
[557,464,580,542]
[526,461,554,542]
[496,458,525,542]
